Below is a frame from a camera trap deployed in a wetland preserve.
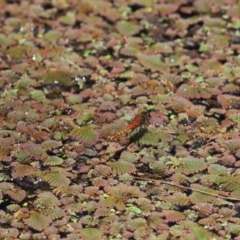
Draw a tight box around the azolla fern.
[71,124,99,144]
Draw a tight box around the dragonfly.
[108,111,150,141]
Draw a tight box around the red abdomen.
[108,111,150,141]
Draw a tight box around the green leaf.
[79,228,103,240]
[24,211,51,231]
[71,124,99,144]
[185,64,198,72]
[116,21,142,36]
[43,168,70,187]
[176,157,207,175]
[107,160,136,175]
[43,156,64,166]
[138,54,168,72]
[126,204,142,214]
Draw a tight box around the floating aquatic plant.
[137,53,169,73]
[116,21,142,36]
[71,124,99,145]
[163,192,189,206]
[218,94,240,109]
[79,228,103,240]
[175,157,207,175]
[189,184,220,204]
[107,160,136,175]
[1,0,240,238]
[101,184,145,211]
[24,211,51,232]
[40,71,74,87]
[163,210,186,224]
[6,188,26,202]
[42,140,62,151]
[11,162,37,178]
[176,80,221,99]
[43,156,64,166]
[42,167,70,187]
